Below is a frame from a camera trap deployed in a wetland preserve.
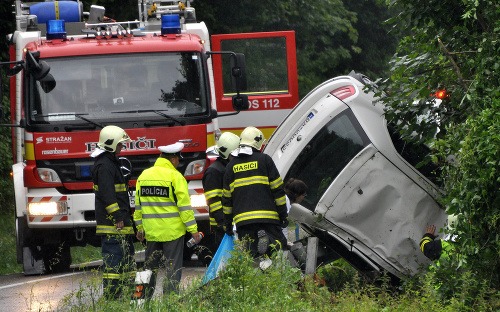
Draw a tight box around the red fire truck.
[2,0,298,274]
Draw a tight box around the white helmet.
[216,132,240,159]
[240,126,265,150]
[97,125,131,152]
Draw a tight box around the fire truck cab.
[3,0,298,274]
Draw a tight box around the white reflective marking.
[0,272,84,290]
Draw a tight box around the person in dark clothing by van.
[222,126,288,258]
[283,178,308,242]
[202,132,240,259]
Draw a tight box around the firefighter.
[201,132,241,262]
[91,125,136,300]
[134,142,203,298]
[420,215,457,263]
[222,126,288,258]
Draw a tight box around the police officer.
[91,125,136,299]
[134,142,203,297]
[201,132,240,261]
[222,126,288,258]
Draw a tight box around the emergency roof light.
[161,14,181,35]
[46,20,67,40]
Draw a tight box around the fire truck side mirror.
[23,51,57,93]
[0,62,25,115]
[7,64,24,77]
[230,53,247,92]
[26,51,51,81]
[39,73,56,93]
[232,94,249,111]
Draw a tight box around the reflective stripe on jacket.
[420,233,443,261]
[222,149,287,228]
[134,157,197,242]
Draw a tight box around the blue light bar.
[161,14,181,35]
[46,20,67,40]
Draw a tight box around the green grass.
[1,207,499,311]
[71,245,102,266]
[58,241,500,312]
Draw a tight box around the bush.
[57,240,500,311]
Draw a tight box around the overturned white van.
[264,72,448,280]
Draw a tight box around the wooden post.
[305,237,318,275]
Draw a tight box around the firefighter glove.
[224,225,234,236]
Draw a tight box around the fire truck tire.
[15,217,28,264]
[42,242,72,273]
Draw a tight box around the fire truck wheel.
[42,242,72,274]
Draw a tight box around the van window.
[286,109,370,210]
[387,124,441,186]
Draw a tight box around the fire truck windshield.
[28,52,209,124]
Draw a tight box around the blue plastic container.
[30,1,81,24]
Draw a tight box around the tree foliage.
[0,1,15,209]
[194,0,396,97]
[378,0,499,289]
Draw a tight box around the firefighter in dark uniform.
[134,142,203,298]
[91,125,136,299]
[201,132,240,261]
[420,215,457,263]
[222,126,288,258]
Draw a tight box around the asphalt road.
[0,259,206,312]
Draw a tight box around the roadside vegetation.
[0,192,22,275]
[54,242,500,311]
[0,212,498,310]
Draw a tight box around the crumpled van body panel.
[265,73,447,279]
